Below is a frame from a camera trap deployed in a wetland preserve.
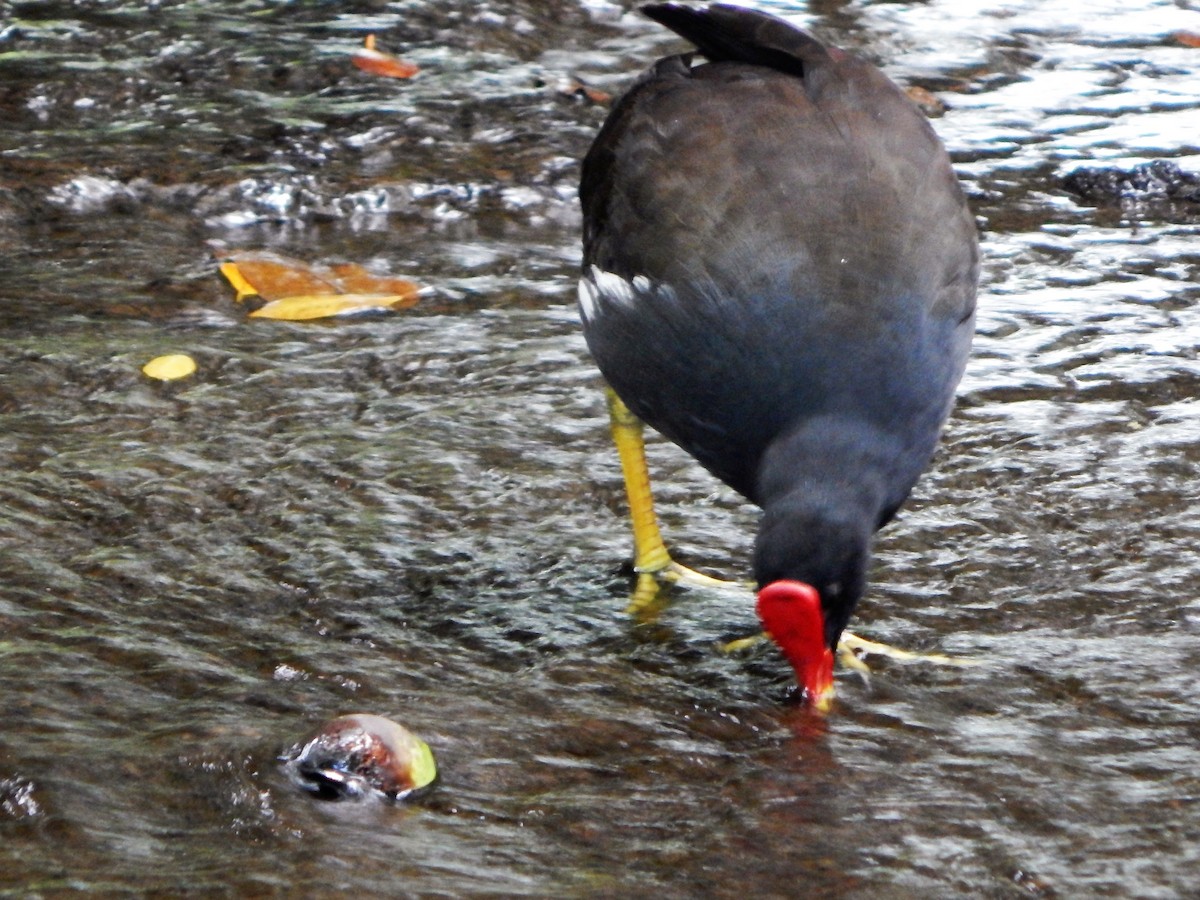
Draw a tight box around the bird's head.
[753,493,872,711]
[756,580,835,711]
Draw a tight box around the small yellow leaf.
[248,294,413,321]
[142,354,197,381]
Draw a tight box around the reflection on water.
[2,0,1198,895]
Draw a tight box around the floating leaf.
[219,252,422,321]
[221,256,341,301]
[220,253,419,301]
[351,34,419,79]
[142,354,197,381]
[249,294,416,321]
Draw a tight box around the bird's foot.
[838,632,980,668]
[717,632,767,654]
[716,631,871,667]
[652,559,746,590]
[717,630,977,675]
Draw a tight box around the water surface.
[2,0,1199,896]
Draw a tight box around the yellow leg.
[605,387,740,613]
[606,387,671,574]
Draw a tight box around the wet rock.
[1061,160,1200,208]
[281,714,437,802]
[45,175,141,215]
[0,776,44,819]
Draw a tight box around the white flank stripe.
[578,265,674,325]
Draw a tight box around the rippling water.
[2,0,1198,896]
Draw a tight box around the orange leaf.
[219,252,423,319]
[352,35,419,79]
[328,263,420,306]
[222,256,340,301]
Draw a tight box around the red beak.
[756,580,835,711]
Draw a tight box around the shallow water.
[2,0,1199,896]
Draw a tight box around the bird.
[578,3,978,709]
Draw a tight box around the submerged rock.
[282,714,437,802]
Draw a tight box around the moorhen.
[578,3,978,708]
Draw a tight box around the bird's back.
[580,4,977,513]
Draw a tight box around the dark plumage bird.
[579,3,978,708]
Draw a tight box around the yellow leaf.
[219,261,260,302]
[142,354,197,381]
[248,294,414,321]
